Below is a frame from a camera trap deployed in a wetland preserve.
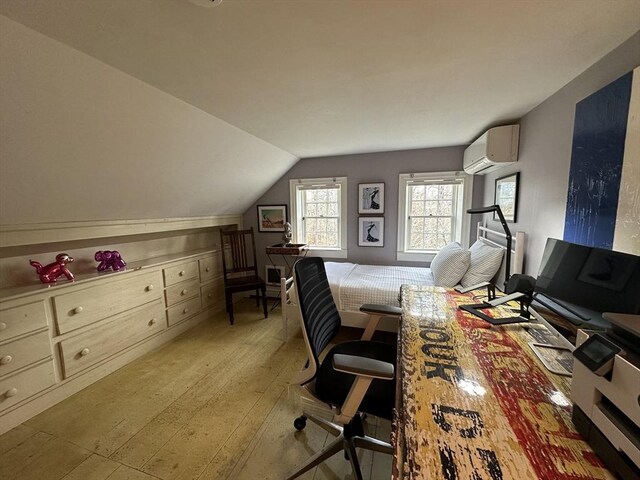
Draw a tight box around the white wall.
[0,16,298,225]
[480,32,640,276]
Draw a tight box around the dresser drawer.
[0,360,56,412]
[0,301,48,342]
[0,331,52,378]
[163,261,198,286]
[165,279,200,307]
[201,280,224,310]
[59,299,166,378]
[199,255,222,283]
[166,296,201,327]
[53,271,163,334]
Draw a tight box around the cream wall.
[0,16,298,226]
[480,32,640,276]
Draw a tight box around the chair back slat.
[219,227,259,277]
[294,257,341,380]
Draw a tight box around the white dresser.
[0,249,224,434]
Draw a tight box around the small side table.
[265,243,308,280]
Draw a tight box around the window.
[397,171,472,261]
[290,177,348,258]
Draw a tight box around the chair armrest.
[332,354,394,380]
[359,304,402,317]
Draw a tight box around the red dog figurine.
[30,253,75,283]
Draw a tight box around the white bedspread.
[325,262,434,312]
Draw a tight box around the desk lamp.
[467,204,512,284]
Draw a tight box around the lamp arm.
[492,205,512,282]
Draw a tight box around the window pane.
[437,201,452,216]
[327,203,338,216]
[426,185,439,199]
[425,200,438,216]
[306,203,316,217]
[316,190,327,202]
[410,201,424,216]
[438,185,452,199]
[316,203,327,217]
[305,190,316,202]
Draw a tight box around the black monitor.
[533,238,640,329]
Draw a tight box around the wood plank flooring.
[0,299,392,480]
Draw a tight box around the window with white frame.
[397,171,472,261]
[289,177,348,258]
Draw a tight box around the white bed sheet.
[325,261,434,312]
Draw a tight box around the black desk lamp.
[467,204,512,283]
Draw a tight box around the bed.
[281,222,525,338]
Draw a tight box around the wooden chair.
[219,227,268,325]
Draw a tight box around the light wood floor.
[0,299,392,480]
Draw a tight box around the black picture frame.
[257,204,288,232]
[358,182,385,214]
[494,172,519,222]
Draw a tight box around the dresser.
[0,248,224,434]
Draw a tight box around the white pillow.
[460,240,504,287]
[430,242,471,287]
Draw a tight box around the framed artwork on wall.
[257,204,287,232]
[494,173,519,222]
[358,182,384,214]
[358,217,384,247]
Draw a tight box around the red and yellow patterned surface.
[393,285,614,480]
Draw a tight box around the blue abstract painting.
[564,71,633,250]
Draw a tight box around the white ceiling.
[1,0,639,158]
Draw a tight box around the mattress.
[325,261,434,312]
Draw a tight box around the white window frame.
[397,171,473,262]
[289,177,348,259]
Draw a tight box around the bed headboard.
[476,220,525,288]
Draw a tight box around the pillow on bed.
[460,240,504,287]
[430,242,471,287]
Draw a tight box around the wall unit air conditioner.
[463,125,519,175]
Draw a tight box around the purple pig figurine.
[95,250,127,272]
[30,253,75,283]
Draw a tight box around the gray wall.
[242,146,485,276]
[481,32,640,276]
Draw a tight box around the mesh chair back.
[294,257,341,377]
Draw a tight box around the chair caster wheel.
[294,416,307,430]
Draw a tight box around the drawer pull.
[146,284,154,292]
[205,267,211,272]
[5,388,18,398]
[207,293,213,298]
[80,348,91,357]
[73,306,84,314]
[182,307,189,314]
[181,289,188,296]
[0,322,7,331]
[149,318,157,326]
[0,355,12,365]
[179,270,186,277]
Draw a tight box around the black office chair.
[219,227,268,325]
[287,257,401,480]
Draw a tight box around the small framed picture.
[257,205,288,232]
[494,173,519,222]
[358,182,384,214]
[359,217,384,247]
[265,265,285,285]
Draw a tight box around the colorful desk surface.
[392,285,614,480]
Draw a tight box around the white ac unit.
[463,125,520,175]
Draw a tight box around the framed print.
[265,265,285,285]
[358,182,384,214]
[359,217,384,247]
[257,204,287,232]
[494,173,519,222]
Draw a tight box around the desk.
[392,285,614,480]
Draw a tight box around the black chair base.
[286,412,392,480]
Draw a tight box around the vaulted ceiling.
[1,0,639,158]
